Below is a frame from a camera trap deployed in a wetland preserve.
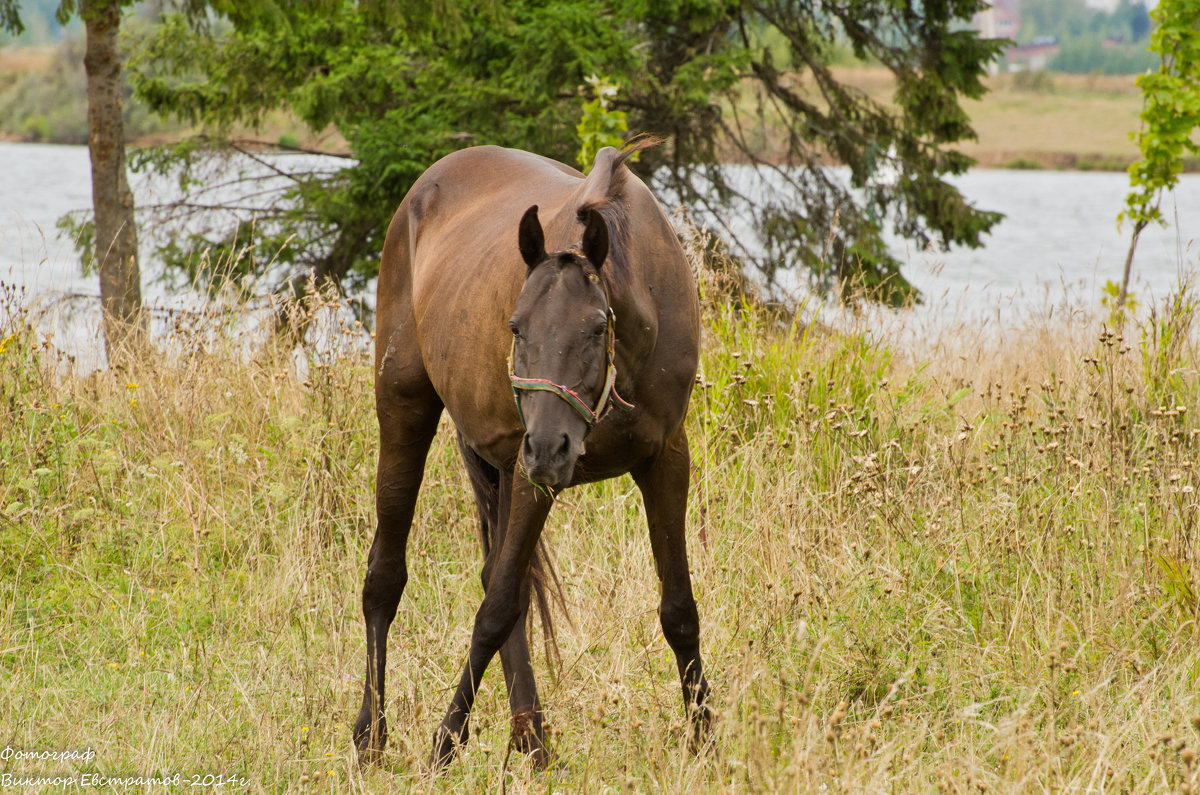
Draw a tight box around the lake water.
[888,168,1198,316]
[2,142,1198,364]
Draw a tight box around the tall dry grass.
[1,249,1198,792]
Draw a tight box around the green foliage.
[0,30,175,144]
[127,1,636,304]
[0,0,81,43]
[1115,0,1200,305]
[1011,69,1056,94]
[1013,0,1156,75]
[56,211,95,275]
[1018,0,1153,49]
[1139,282,1198,409]
[1155,554,1197,617]
[1121,0,1200,232]
[1003,157,1044,170]
[1049,33,1159,75]
[1100,278,1137,323]
[125,0,1004,309]
[3,276,1200,786]
[0,0,140,38]
[0,33,89,141]
[576,75,628,174]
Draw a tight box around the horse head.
[509,204,617,489]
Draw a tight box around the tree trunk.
[1118,217,1148,308]
[83,0,143,359]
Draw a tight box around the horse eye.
[591,324,606,338]
[509,321,521,337]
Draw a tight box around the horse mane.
[574,135,662,278]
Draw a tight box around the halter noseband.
[508,306,634,431]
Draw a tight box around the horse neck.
[600,263,658,395]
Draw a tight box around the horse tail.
[457,433,568,666]
[528,536,568,667]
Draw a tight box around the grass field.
[827,68,1147,170]
[960,73,1144,168]
[2,240,1199,792]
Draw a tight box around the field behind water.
[726,67,1152,173]
[835,68,1148,170]
[2,253,1200,792]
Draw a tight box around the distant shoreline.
[972,150,1199,173]
[6,137,1194,175]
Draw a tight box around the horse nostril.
[521,432,575,464]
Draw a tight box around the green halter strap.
[508,308,634,431]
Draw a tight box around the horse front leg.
[632,428,713,747]
[429,475,554,770]
[486,469,548,766]
[489,565,546,765]
[463,449,548,766]
[353,389,442,763]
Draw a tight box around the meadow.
[833,68,1149,170]
[1,244,1199,792]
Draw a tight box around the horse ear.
[518,205,546,269]
[580,208,609,270]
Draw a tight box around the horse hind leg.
[353,369,442,763]
[430,475,553,770]
[632,429,713,747]
[457,435,548,767]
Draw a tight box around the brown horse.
[353,142,712,769]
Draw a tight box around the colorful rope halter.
[508,306,634,431]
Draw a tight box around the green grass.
[722,66,1150,171]
[1,264,1199,792]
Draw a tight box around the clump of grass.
[1003,157,1045,170]
[1011,70,1056,95]
[1,252,1199,792]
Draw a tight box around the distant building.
[974,1,1023,74]
[973,0,1021,41]
[1005,40,1061,72]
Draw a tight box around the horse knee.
[473,596,521,652]
[659,595,700,651]
[362,563,407,616]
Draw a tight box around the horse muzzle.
[519,430,582,489]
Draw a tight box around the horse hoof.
[508,708,548,768]
[506,730,549,768]
[353,710,387,764]
[687,705,715,754]
[428,723,468,771]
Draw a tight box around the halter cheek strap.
[508,308,634,431]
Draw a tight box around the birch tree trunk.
[83,0,143,358]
